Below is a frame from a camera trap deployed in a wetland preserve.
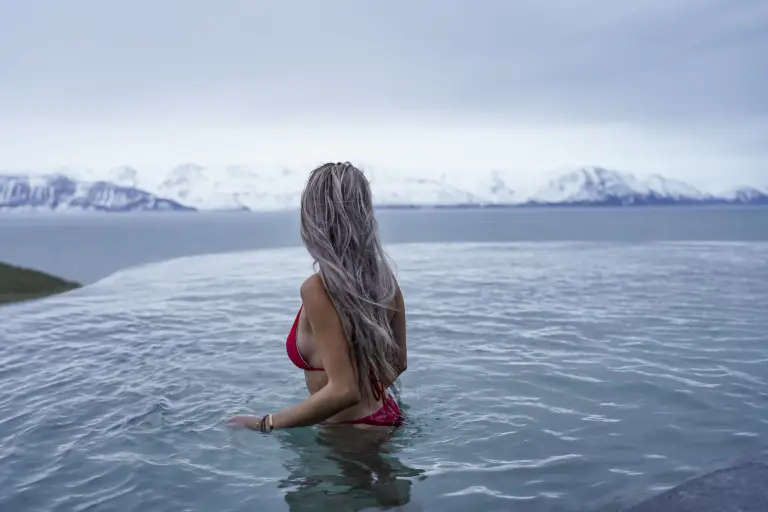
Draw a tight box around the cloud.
[3,0,767,120]
[0,0,766,185]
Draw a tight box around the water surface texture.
[2,241,768,511]
[1,206,765,284]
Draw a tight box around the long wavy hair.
[300,162,401,403]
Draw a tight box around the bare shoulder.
[300,274,334,313]
[301,272,403,311]
[394,279,404,306]
[300,273,322,294]
[299,274,349,358]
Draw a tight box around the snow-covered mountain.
[525,167,714,206]
[148,164,763,209]
[360,166,491,206]
[2,165,766,212]
[81,163,509,210]
[0,173,194,212]
[717,186,768,205]
[151,163,304,211]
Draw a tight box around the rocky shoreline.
[0,261,81,305]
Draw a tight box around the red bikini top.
[286,306,324,371]
[285,305,386,401]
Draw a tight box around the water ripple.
[1,241,767,511]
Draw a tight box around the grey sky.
[0,0,766,185]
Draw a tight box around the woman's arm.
[229,275,361,431]
[392,284,407,374]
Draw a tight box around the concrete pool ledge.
[627,451,768,512]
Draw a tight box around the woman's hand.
[227,414,261,430]
[227,413,275,432]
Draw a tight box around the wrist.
[254,413,275,433]
[244,416,263,431]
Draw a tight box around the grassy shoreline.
[0,261,81,305]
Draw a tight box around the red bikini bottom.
[338,393,403,427]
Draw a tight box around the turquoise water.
[2,237,767,511]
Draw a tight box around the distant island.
[0,261,81,305]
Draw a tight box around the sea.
[0,206,767,512]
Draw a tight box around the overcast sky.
[1,0,766,187]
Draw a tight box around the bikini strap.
[287,305,302,341]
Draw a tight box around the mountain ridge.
[0,173,195,212]
[1,165,766,212]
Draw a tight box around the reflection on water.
[278,418,425,512]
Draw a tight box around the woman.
[229,162,407,432]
